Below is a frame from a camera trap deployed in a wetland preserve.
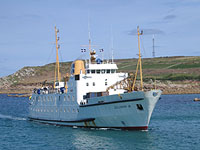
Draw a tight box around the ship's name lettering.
[114,105,131,109]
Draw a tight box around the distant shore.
[1,81,200,96]
[0,57,200,96]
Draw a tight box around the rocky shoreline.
[0,56,200,96]
[0,80,200,95]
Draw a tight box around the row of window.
[86,82,107,86]
[32,96,75,102]
[87,69,116,74]
[30,107,79,113]
[86,82,95,86]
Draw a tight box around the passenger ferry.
[28,26,162,130]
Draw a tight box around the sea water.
[0,94,200,150]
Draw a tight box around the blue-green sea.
[0,94,200,150]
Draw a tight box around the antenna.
[88,13,92,64]
[88,15,91,53]
[152,34,155,58]
[111,25,114,63]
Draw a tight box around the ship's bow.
[144,89,162,126]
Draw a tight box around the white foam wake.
[0,113,27,121]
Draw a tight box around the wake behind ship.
[28,26,162,130]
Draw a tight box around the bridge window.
[106,69,110,73]
[111,69,116,73]
[91,70,95,74]
[87,70,90,74]
[96,70,100,74]
[93,82,95,86]
[101,69,105,74]
[86,83,89,86]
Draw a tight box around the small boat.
[194,98,200,101]
[7,94,31,97]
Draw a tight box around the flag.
[99,49,104,52]
[81,49,86,52]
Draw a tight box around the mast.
[54,26,61,88]
[132,26,143,91]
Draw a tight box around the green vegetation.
[3,56,200,86]
[144,74,200,81]
[117,56,200,81]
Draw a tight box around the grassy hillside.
[117,56,200,81]
[0,56,200,92]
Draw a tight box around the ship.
[28,26,162,130]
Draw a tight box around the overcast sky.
[0,0,200,77]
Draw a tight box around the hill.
[0,56,200,94]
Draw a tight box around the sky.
[0,0,200,77]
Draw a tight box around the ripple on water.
[0,94,200,150]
